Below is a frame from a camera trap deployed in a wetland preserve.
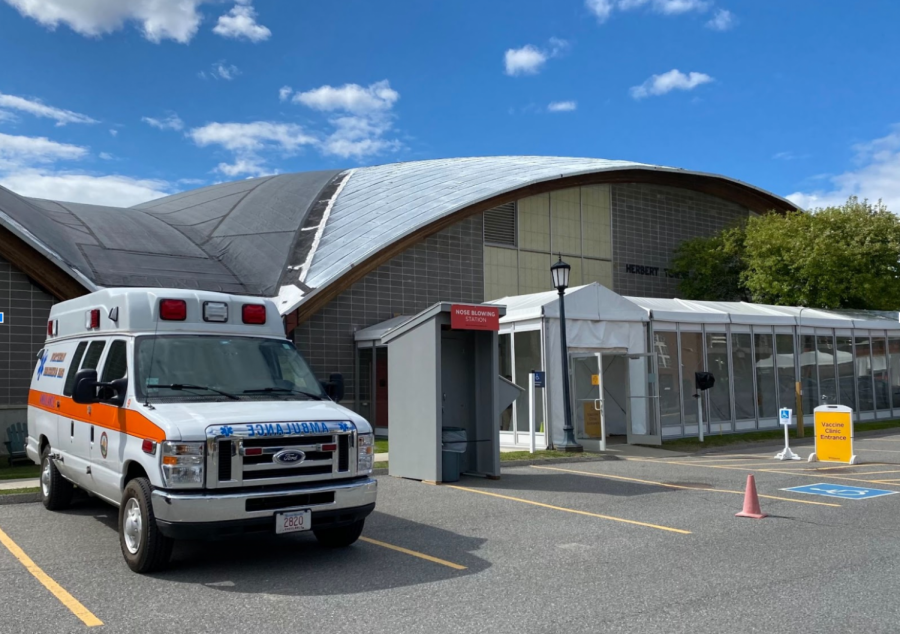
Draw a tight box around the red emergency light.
[85,309,100,329]
[160,299,187,321]
[244,447,263,456]
[242,304,266,325]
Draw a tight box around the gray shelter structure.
[375,303,509,482]
[0,155,800,454]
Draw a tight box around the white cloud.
[504,45,547,76]
[0,111,16,124]
[212,0,271,42]
[98,152,113,160]
[0,170,170,205]
[188,121,317,176]
[109,128,118,137]
[630,69,713,99]
[0,92,96,125]
[586,0,710,23]
[2,0,209,43]
[279,86,293,102]
[504,38,568,76]
[142,114,184,131]
[293,80,399,114]
[200,61,240,81]
[320,115,402,159]
[548,101,578,112]
[706,8,736,30]
[0,132,87,170]
[787,124,900,212]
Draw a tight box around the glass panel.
[583,258,613,288]
[705,332,731,424]
[775,334,796,413]
[518,193,550,252]
[816,335,837,406]
[572,355,601,439]
[514,331,543,434]
[732,333,755,420]
[375,347,389,428]
[890,338,900,409]
[873,337,890,410]
[518,251,552,295]
[357,347,373,422]
[836,336,856,409]
[581,185,611,259]
[654,332,681,428]
[63,341,88,396]
[855,336,874,411]
[100,340,128,382]
[499,334,513,431]
[754,332,777,419]
[550,188,581,256]
[680,332,704,425]
[484,246,518,301]
[800,334,818,413]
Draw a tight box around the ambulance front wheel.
[40,446,73,511]
[119,477,173,573]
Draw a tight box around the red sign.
[450,305,500,331]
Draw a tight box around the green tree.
[743,197,900,309]
[669,224,749,301]
[673,197,900,310]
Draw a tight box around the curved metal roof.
[0,156,797,309]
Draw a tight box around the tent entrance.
[570,351,630,451]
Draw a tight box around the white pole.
[783,421,790,452]
[529,372,536,454]
[698,394,704,443]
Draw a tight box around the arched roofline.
[291,167,797,323]
[0,225,93,301]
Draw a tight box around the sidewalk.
[0,477,39,491]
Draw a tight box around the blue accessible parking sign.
[781,483,898,500]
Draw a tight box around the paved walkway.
[0,478,39,491]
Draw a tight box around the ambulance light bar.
[160,299,187,321]
[203,301,228,323]
[85,309,100,330]
[242,304,266,325]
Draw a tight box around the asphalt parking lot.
[3,432,900,634]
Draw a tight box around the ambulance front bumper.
[151,476,377,539]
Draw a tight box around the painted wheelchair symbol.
[810,487,868,496]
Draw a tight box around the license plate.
[276,510,311,534]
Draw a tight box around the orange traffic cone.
[735,474,767,519]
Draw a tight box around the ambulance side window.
[81,341,106,371]
[101,341,128,382]
[63,342,88,396]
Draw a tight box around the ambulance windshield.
[135,336,325,402]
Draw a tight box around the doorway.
[570,351,632,451]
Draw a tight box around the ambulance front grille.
[207,429,355,489]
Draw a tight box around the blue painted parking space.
[781,483,899,500]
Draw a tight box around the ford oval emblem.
[274,450,306,465]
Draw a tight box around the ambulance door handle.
[70,421,74,437]
[90,426,94,443]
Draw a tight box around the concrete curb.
[0,491,40,505]
[500,455,621,469]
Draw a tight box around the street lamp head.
[550,255,570,292]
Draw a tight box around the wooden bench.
[4,422,29,467]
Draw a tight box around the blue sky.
[0,0,899,210]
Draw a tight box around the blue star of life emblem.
[219,425,233,437]
[37,351,48,381]
[338,422,350,432]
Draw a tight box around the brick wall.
[611,183,750,298]
[0,254,55,408]
[292,215,484,400]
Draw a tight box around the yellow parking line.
[447,485,691,534]
[622,457,900,489]
[849,469,900,476]
[359,536,466,570]
[803,463,885,471]
[530,465,841,507]
[0,527,102,627]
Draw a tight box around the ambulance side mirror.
[72,369,100,404]
[99,378,128,408]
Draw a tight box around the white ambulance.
[26,288,377,573]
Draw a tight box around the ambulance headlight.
[357,433,374,474]
[160,441,205,488]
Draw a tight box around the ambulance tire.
[313,519,365,548]
[41,446,73,511]
[119,478,173,573]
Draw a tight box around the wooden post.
[795,381,804,438]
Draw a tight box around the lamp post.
[551,255,582,453]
